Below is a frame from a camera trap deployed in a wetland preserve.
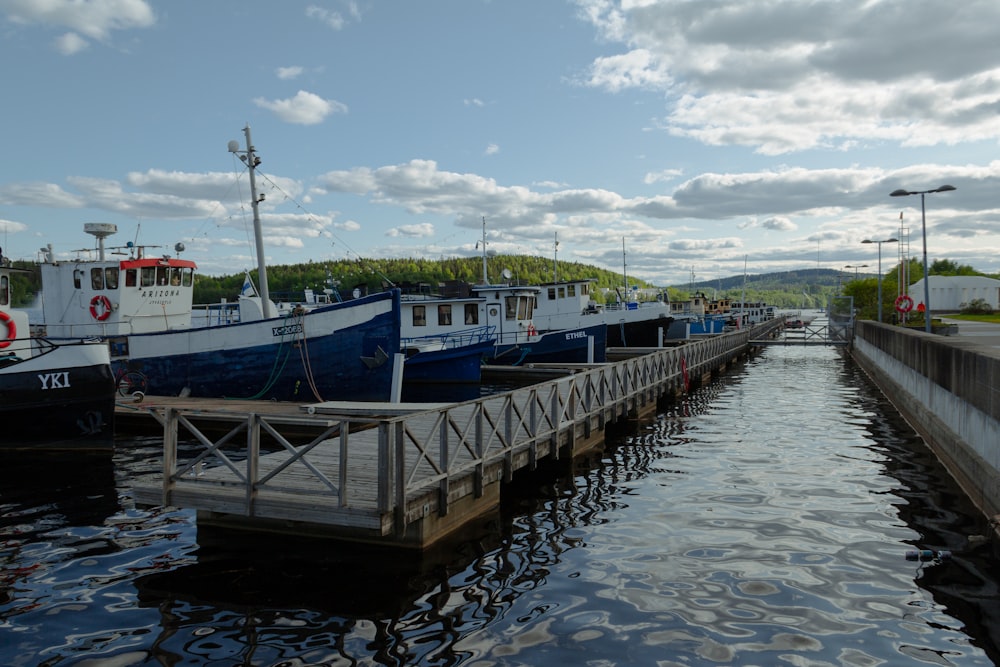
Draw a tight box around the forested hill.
[192,255,655,304]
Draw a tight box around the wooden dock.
[129,318,783,548]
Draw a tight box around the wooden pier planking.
[129,318,785,548]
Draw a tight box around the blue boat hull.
[487,324,607,366]
[402,339,493,383]
[119,291,401,402]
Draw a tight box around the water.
[2,345,999,665]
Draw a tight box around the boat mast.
[230,125,273,319]
[622,237,628,300]
[480,216,489,284]
[553,232,559,282]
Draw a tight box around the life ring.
[90,294,113,321]
[894,294,914,314]
[526,323,537,336]
[0,311,16,349]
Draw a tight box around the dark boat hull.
[605,316,673,347]
[487,324,607,366]
[0,343,115,449]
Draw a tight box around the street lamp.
[861,238,898,323]
[890,184,956,333]
[845,264,869,280]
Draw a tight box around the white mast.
[480,216,489,284]
[553,232,559,282]
[228,125,273,319]
[622,237,628,299]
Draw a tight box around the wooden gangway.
[130,318,784,548]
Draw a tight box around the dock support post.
[438,416,450,517]
[162,407,178,507]
[474,406,484,498]
[246,414,260,516]
[390,353,405,403]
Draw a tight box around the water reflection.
[1,347,998,665]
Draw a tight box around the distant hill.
[4,255,847,310]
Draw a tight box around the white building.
[908,275,1000,312]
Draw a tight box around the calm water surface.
[2,345,999,665]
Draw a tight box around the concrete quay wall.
[850,320,1000,532]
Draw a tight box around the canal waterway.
[2,344,999,665]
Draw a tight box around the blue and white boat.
[1,261,115,448]
[35,127,401,403]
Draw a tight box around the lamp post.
[890,185,956,333]
[845,264,868,280]
[861,238,898,323]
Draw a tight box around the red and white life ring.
[90,294,113,321]
[894,294,914,314]
[0,311,16,349]
[526,323,537,336]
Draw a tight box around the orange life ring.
[0,311,15,349]
[90,294,113,321]
[894,294,914,314]
[526,323,537,336]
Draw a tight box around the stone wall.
[850,320,1000,529]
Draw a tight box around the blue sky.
[1,0,997,287]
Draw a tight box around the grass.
[938,313,1000,323]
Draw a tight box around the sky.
[1,0,998,289]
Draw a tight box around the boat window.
[141,267,156,287]
[157,266,169,286]
[169,268,182,286]
[505,296,518,320]
[522,296,533,319]
[464,304,478,325]
[91,268,104,290]
[558,287,566,299]
[412,305,426,327]
[182,268,193,287]
[580,284,588,295]
[0,275,7,306]
[105,267,119,290]
[568,285,576,297]
[547,287,556,300]
[437,304,452,326]
[125,269,137,287]
[73,269,82,289]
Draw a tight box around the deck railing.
[151,320,778,533]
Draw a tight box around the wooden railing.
[149,321,775,532]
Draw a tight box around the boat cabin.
[37,224,197,341]
[399,281,540,346]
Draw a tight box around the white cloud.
[305,3,360,30]
[485,144,500,156]
[276,66,304,80]
[0,219,28,235]
[644,168,683,185]
[0,0,155,51]
[54,32,88,54]
[576,0,1000,153]
[387,223,435,238]
[253,90,348,125]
